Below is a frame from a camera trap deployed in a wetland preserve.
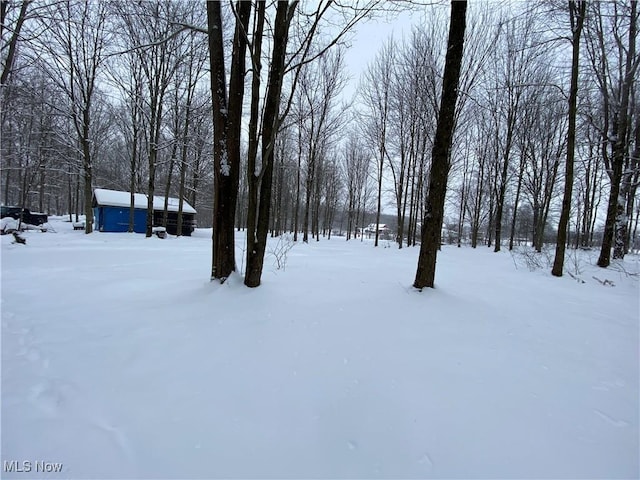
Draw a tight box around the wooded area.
[1,0,638,288]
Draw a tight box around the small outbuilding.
[92,188,197,236]
[363,223,392,240]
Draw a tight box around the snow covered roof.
[93,188,196,214]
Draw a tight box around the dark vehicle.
[0,206,48,226]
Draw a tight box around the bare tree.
[38,0,110,233]
[414,1,467,290]
[359,40,394,247]
[123,2,184,237]
[519,86,565,252]
[296,48,347,243]
[242,1,380,287]
[590,1,639,266]
[552,1,587,277]
[1,0,30,85]
[111,54,146,232]
[488,11,540,252]
[244,1,297,286]
[1,69,64,216]
[207,0,251,281]
[466,112,493,248]
[342,133,371,240]
[574,107,605,248]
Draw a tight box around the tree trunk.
[598,0,636,266]
[0,0,29,85]
[81,112,93,234]
[245,1,293,288]
[208,0,250,281]
[176,140,189,237]
[493,112,516,252]
[67,163,73,222]
[552,1,586,276]
[74,169,80,222]
[293,126,302,241]
[414,1,466,290]
[625,113,640,252]
[374,146,384,247]
[509,154,525,250]
[302,156,313,243]
[38,162,45,213]
[145,84,165,238]
[245,0,266,261]
[163,141,178,227]
[128,116,139,233]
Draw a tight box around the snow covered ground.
[2,217,638,478]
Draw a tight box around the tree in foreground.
[208,1,380,286]
[596,0,638,266]
[413,0,466,290]
[208,0,250,281]
[552,1,587,277]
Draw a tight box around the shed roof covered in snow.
[93,188,196,214]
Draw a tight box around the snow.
[93,188,196,214]
[2,217,638,478]
[0,217,18,233]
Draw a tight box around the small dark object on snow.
[12,231,26,245]
[73,222,85,230]
[592,276,615,287]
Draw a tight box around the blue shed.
[92,188,197,235]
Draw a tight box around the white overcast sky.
[341,8,424,102]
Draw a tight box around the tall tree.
[297,48,346,243]
[552,1,587,277]
[1,0,30,85]
[208,0,251,281]
[116,1,186,237]
[414,1,467,290]
[40,0,110,233]
[244,1,296,287]
[594,1,638,266]
[206,0,394,286]
[243,1,378,286]
[488,11,538,252]
[519,83,565,252]
[342,133,371,241]
[359,41,394,247]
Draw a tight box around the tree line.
[1,1,638,288]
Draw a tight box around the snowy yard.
[1,217,638,478]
